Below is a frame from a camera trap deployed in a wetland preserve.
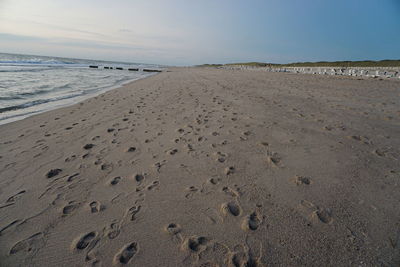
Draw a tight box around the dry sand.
[0,67,399,266]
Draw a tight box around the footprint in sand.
[164,223,182,235]
[73,232,98,250]
[187,144,194,151]
[348,135,371,145]
[83,144,95,150]
[214,151,227,163]
[46,168,62,178]
[182,236,208,253]
[243,131,252,136]
[259,142,269,147]
[114,242,139,265]
[9,233,44,255]
[374,149,386,157]
[217,157,226,163]
[153,160,166,173]
[222,186,239,197]
[299,200,333,224]
[106,222,121,239]
[224,166,235,175]
[242,211,262,231]
[230,246,259,267]
[208,178,219,185]
[127,147,137,152]
[62,201,80,215]
[147,181,159,191]
[185,186,199,199]
[89,201,103,213]
[126,206,141,221]
[134,173,145,183]
[266,152,282,167]
[221,202,241,217]
[167,148,178,155]
[312,209,333,224]
[294,176,312,185]
[110,176,122,186]
[100,163,112,171]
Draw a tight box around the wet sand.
[0,67,399,266]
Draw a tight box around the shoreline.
[0,67,399,266]
[0,72,159,126]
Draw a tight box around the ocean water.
[0,53,161,125]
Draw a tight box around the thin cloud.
[1,17,108,39]
[119,29,132,33]
[0,32,45,42]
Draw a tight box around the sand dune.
[0,68,399,266]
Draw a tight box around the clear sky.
[0,0,399,65]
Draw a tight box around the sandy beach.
[0,67,399,266]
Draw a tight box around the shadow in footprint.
[182,236,208,253]
[46,169,62,178]
[89,201,103,213]
[83,144,95,150]
[221,202,241,217]
[313,209,333,224]
[110,176,121,186]
[114,242,139,264]
[242,212,261,231]
[127,147,137,152]
[134,174,145,183]
[74,232,98,250]
[62,202,80,215]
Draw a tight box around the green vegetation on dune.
[197,64,223,67]
[281,60,400,67]
[199,60,400,68]
[226,62,271,67]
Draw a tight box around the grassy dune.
[199,60,400,68]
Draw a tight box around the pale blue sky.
[0,0,399,65]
